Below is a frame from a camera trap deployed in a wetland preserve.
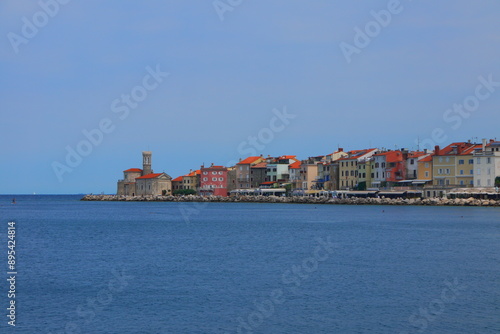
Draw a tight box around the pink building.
[199,164,228,197]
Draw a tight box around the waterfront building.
[182,170,201,191]
[250,162,268,188]
[299,156,323,192]
[117,151,172,196]
[338,149,377,190]
[236,156,265,189]
[432,142,480,188]
[371,150,406,189]
[473,139,500,188]
[199,164,228,196]
[172,176,183,191]
[417,154,433,181]
[289,161,302,191]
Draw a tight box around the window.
[425,163,429,168]
[203,177,207,181]
[203,171,208,175]
[470,170,473,174]
[212,171,217,175]
[460,170,464,175]
[477,180,481,186]
[487,168,491,175]
[219,171,223,175]
[446,157,450,162]
[460,180,464,185]
[425,171,429,178]
[219,177,223,181]
[212,177,217,181]
[382,162,386,168]
[470,180,473,185]
[410,159,414,165]
[469,159,474,164]
[446,168,450,175]
[438,168,443,174]
[476,169,481,175]
[487,157,491,164]
[439,157,443,163]
[458,160,464,165]
[487,179,491,186]
[387,172,391,178]
[476,158,481,164]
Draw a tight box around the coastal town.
[113,139,500,200]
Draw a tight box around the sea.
[0,195,498,334]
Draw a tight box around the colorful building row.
[117,139,500,197]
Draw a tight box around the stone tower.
[142,151,152,176]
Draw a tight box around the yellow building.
[417,155,433,181]
[432,142,480,187]
[338,149,377,190]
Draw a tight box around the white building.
[473,139,500,188]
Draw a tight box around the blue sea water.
[0,195,498,334]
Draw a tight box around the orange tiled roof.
[136,173,163,179]
[123,168,142,173]
[279,155,296,160]
[289,161,301,169]
[172,176,183,182]
[373,150,403,162]
[408,151,426,158]
[438,142,481,156]
[251,162,268,168]
[185,170,201,177]
[237,156,262,165]
[419,155,433,162]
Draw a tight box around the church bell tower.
[142,151,152,176]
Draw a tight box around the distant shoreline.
[81,194,500,207]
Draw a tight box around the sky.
[0,0,499,194]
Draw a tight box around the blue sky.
[1,0,499,194]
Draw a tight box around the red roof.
[289,161,301,169]
[172,176,183,182]
[136,173,163,179]
[373,150,403,162]
[437,142,481,156]
[251,162,268,168]
[123,168,142,173]
[261,181,275,185]
[279,155,296,160]
[419,155,433,162]
[408,151,426,158]
[185,170,201,177]
[237,156,262,165]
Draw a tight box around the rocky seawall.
[81,194,500,207]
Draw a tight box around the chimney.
[482,138,487,152]
[338,148,343,152]
[424,148,428,154]
[239,158,242,162]
[211,162,214,167]
[434,145,440,155]
[490,139,495,143]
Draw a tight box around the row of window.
[203,171,224,175]
[202,177,225,182]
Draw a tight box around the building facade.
[199,165,228,196]
[117,151,172,196]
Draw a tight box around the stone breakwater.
[81,194,500,207]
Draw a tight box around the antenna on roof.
[417,136,420,151]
